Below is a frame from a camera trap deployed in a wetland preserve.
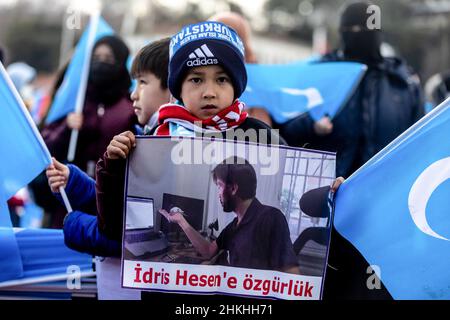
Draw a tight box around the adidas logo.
[187,44,218,67]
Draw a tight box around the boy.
[129,38,171,133]
[96,21,285,241]
[46,37,171,256]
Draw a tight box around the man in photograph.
[159,156,300,274]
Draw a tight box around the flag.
[15,228,93,279]
[0,61,53,281]
[240,61,366,123]
[45,16,114,124]
[0,62,52,200]
[0,226,94,286]
[0,192,24,282]
[334,97,450,299]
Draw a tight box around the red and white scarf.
[154,100,248,136]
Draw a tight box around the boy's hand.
[67,112,83,130]
[46,157,70,193]
[106,131,137,160]
[314,116,333,136]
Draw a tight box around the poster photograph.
[121,136,336,300]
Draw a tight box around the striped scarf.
[154,100,248,136]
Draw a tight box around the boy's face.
[180,65,234,120]
[131,72,170,125]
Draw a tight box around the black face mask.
[88,61,121,88]
[87,61,125,104]
[342,30,382,65]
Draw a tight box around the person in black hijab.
[41,35,136,228]
[321,1,424,300]
[281,1,424,299]
[333,0,424,172]
[282,1,424,178]
[339,1,383,65]
[86,35,132,105]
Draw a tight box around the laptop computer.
[124,197,169,258]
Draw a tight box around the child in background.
[46,37,171,256]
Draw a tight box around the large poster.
[121,136,335,300]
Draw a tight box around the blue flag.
[334,97,450,299]
[241,61,366,123]
[0,61,53,282]
[15,228,93,279]
[0,193,24,282]
[0,63,52,200]
[45,16,114,124]
[0,226,93,284]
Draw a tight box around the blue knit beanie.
[168,21,247,102]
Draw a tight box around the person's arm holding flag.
[46,157,120,257]
[46,158,96,213]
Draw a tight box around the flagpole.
[0,61,74,214]
[59,186,73,213]
[67,9,101,162]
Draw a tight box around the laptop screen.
[126,197,154,230]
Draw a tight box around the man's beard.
[221,191,237,213]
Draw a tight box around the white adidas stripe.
[194,48,206,58]
[200,44,214,57]
[188,44,215,59]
